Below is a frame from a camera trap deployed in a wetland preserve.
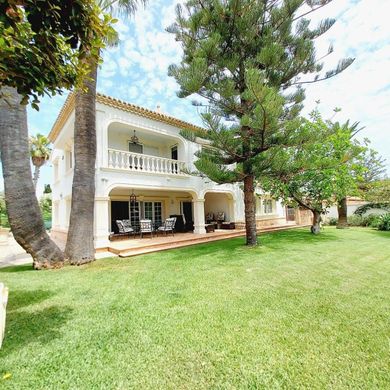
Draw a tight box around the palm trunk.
[243,174,258,246]
[33,165,40,188]
[336,197,348,229]
[64,56,98,265]
[311,210,322,235]
[0,87,64,269]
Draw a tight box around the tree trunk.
[311,210,322,235]
[0,87,64,269]
[33,165,40,188]
[336,197,348,229]
[64,56,98,265]
[243,174,258,246]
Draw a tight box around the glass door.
[143,201,163,227]
[130,201,140,229]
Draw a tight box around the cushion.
[216,212,225,221]
[116,220,126,233]
[206,212,214,220]
[122,219,132,230]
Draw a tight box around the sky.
[1,0,389,195]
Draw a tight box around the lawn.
[0,227,389,389]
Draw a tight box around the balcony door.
[171,145,178,173]
[129,142,143,154]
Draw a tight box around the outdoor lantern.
[130,130,139,144]
[129,189,137,204]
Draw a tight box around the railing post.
[107,149,188,175]
[130,154,134,170]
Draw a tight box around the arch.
[201,188,236,201]
[104,183,199,200]
[203,190,236,222]
[106,118,189,159]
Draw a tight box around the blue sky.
[1,0,389,195]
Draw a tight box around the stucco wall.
[51,98,288,245]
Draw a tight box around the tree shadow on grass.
[7,289,55,312]
[0,305,73,356]
[157,236,246,262]
[0,264,34,273]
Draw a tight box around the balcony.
[107,149,187,176]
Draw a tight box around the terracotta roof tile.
[48,92,203,142]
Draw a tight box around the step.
[108,230,244,255]
[116,224,309,258]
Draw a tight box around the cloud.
[301,0,390,172]
[2,0,387,193]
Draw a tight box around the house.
[49,93,289,250]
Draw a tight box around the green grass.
[1,227,390,389]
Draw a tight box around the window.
[143,201,163,226]
[130,202,140,229]
[66,150,73,170]
[154,202,162,226]
[128,142,143,154]
[171,145,178,160]
[263,199,273,214]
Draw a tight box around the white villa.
[49,93,291,250]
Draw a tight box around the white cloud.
[301,0,390,172]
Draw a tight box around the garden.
[1,228,389,388]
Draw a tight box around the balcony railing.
[108,149,187,175]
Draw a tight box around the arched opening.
[108,187,196,234]
[107,122,186,162]
[204,192,235,228]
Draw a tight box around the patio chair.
[116,219,135,238]
[157,217,177,236]
[205,212,214,224]
[140,219,154,238]
[216,212,225,222]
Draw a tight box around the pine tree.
[168,0,353,246]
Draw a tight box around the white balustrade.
[107,149,187,175]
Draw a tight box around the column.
[94,197,110,249]
[193,198,206,234]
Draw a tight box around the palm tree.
[0,87,64,269]
[29,133,52,188]
[65,0,146,265]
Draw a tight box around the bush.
[377,213,390,231]
[362,214,381,228]
[347,215,364,226]
[354,202,390,216]
[326,217,338,226]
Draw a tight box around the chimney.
[156,105,161,113]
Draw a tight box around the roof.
[48,92,203,142]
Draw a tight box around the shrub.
[377,213,390,231]
[347,215,364,226]
[327,217,338,226]
[362,214,381,228]
[354,202,390,216]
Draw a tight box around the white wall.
[204,193,233,221]
[51,99,288,242]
